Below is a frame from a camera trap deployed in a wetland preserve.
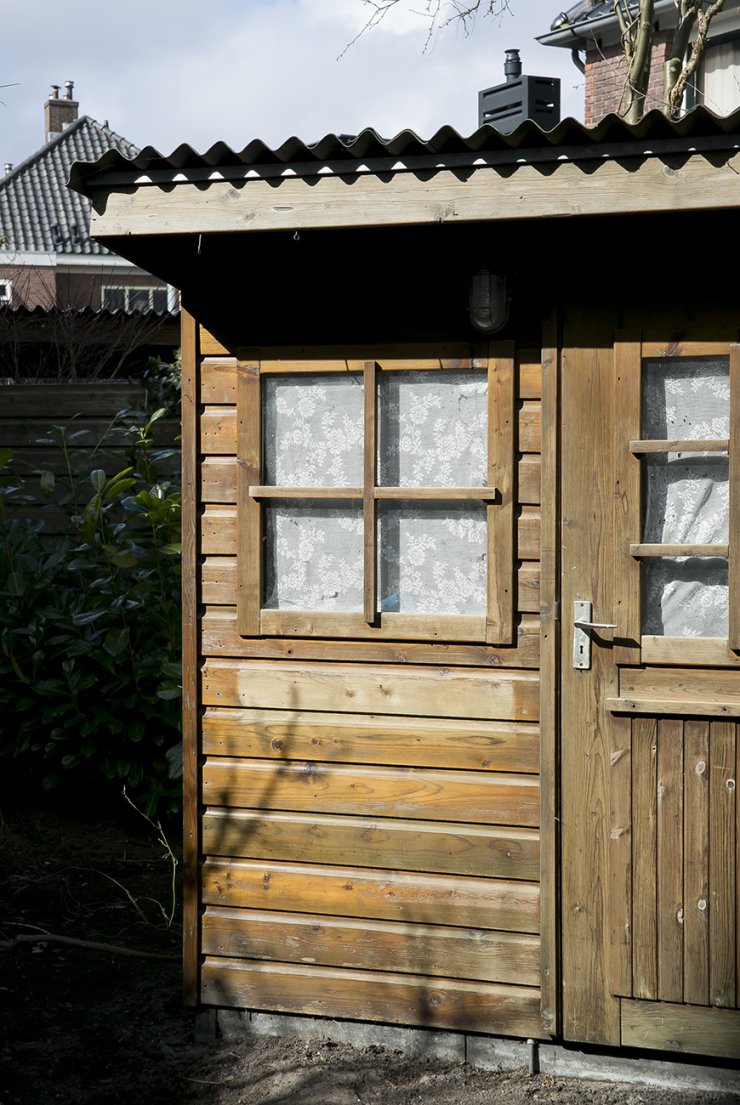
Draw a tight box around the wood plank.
[201,956,543,1037]
[609,714,632,999]
[199,400,541,458]
[730,344,740,650]
[203,758,540,827]
[201,659,540,722]
[630,543,729,557]
[200,327,231,356]
[201,358,238,403]
[487,342,515,645]
[180,308,200,1008]
[250,486,363,498]
[630,439,728,453]
[641,335,736,358]
[613,332,642,665]
[620,668,740,706]
[260,610,488,643]
[631,717,658,1001]
[518,507,541,559]
[621,998,740,1060]
[559,315,620,1045]
[709,721,737,1008]
[202,556,540,614]
[539,307,559,1037]
[92,154,740,239]
[683,721,710,1007]
[201,907,541,986]
[656,719,684,1004]
[373,487,497,500]
[202,808,540,880]
[737,726,740,1009]
[518,354,541,400]
[236,364,262,636]
[201,505,541,562]
[201,606,542,668]
[518,402,541,454]
[201,857,540,933]
[202,454,540,505]
[608,697,740,718]
[201,707,540,773]
[364,360,377,624]
[0,383,147,416]
[642,636,740,667]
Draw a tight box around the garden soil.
[0,801,737,1105]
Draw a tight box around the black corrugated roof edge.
[0,303,179,321]
[68,106,740,195]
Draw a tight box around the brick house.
[0,83,176,315]
[537,0,740,125]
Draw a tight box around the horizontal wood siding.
[610,715,738,1010]
[195,346,546,1033]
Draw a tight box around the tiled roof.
[0,116,139,255]
[67,106,740,193]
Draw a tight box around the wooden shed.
[71,109,740,1063]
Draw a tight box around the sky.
[2,0,583,169]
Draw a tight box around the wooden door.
[560,324,740,1060]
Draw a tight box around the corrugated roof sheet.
[68,106,740,194]
[1,116,139,254]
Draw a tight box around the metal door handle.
[573,601,616,669]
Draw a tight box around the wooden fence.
[0,383,180,535]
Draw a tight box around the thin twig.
[0,931,180,960]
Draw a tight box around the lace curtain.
[263,371,488,614]
[641,358,730,637]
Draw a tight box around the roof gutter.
[537,0,675,50]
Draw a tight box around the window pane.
[151,288,168,314]
[377,500,486,615]
[643,454,729,545]
[128,289,149,312]
[103,288,125,312]
[643,557,729,637]
[642,357,730,440]
[378,370,487,487]
[264,500,363,611]
[263,375,364,487]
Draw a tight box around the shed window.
[614,335,740,663]
[237,348,516,643]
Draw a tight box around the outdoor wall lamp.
[469,270,509,334]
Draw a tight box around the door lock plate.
[573,601,617,669]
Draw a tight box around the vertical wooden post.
[237,364,262,636]
[632,717,658,1000]
[613,332,642,665]
[539,307,560,1035]
[487,342,515,645]
[364,361,377,624]
[683,720,710,1006]
[728,345,740,650]
[609,713,633,999]
[180,308,200,1007]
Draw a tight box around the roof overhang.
[69,110,740,248]
[537,0,675,51]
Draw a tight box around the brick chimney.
[44,81,78,143]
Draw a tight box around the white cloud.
[2,0,584,167]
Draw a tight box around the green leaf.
[110,552,138,568]
[165,742,183,780]
[161,543,182,555]
[9,654,28,683]
[156,686,182,700]
[7,572,25,597]
[90,469,106,492]
[104,627,129,657]
[103,479,136,502]
[39,471,55,499]
[42,774,60,790]
[0,448,12,469]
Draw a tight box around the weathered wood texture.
[201,957,543,1037]
[202,808,540,880]
[201,858,540,932]
[202,908,540,986]
[201,659,540,722]
[193,345,547,1034]
[181,310,200,1006]
[92,153,740,239]
[609,716,738,1010]
[621,999,740,1060]
[203,758,539,826]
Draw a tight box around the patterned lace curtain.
[641,358,729,637]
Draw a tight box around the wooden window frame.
[237,344,516,644]
[614,332,740,667]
